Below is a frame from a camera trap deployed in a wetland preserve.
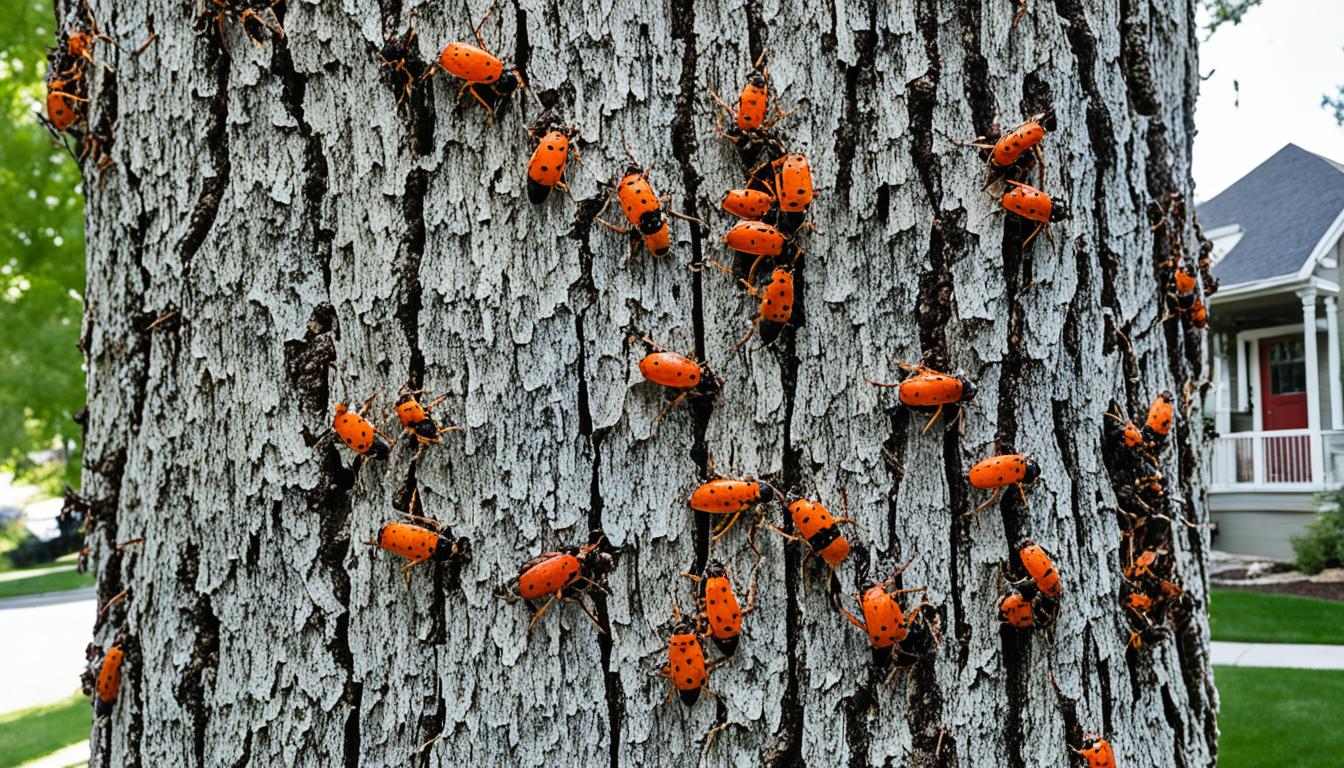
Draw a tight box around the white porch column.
[1299,288,1325,483]
[1236,334,1249,411]
[1327,296,1343,430]
[1214,334,1232,433]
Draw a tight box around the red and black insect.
[962,111,1055,181]
[1187,298,1208,329]
[968,454,1041,514]
[838,560,939,669]
[377,18,430,107]
[393,386,464,462]
[764,152,815,235]
[1103,405,1145,455]
[433,10,525,116]
[1000,180,1070,246]
[997,586,1037,629]
[722,219,790,283]
[498,535,616,635]
[998,540,1062,630]
[1142,390,1175,452]
[700,261,795,351]
[366,489,470,585]
[194,0,285,46]
[683,555,762,657]
[633,336,722,428]
[1071,735,1117,768]
[721,187,776,220]
[330,393,395,460]
[710,51,789,164]
[525,110,581,205]
[597,148,702,257]
[1015,538,1063,599]
[658,603,719,705]
[865,362,978,434]
[44,17,97,134]
[689,476,776,541]
[1171,267,1197,311]
[45,68,88,133]
[94,644,124,716]
[757,490,856,570]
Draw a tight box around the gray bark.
[76,0,1216,765]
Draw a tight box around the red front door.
[1259,335,1308,430]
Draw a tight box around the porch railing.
[1210,429,1344,491]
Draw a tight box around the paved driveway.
[0,586,95,715]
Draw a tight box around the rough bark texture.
[76,0,1216,765]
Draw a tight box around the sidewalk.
[0,586,95,715]
[1211,640,1344,670]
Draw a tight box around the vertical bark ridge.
[396,168,430,388]
[767,314,805,767]
[1118,0,1159,116]
[173,546,220,768]
[668,0,713,576]
[993,209,1031,768]
[576,308,623,767]
[177,33,231,269]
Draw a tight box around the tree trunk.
[77,0,1216,764]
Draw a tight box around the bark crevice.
[178,34,232,269]
[174,544,220,768]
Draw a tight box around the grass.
[0,693,89,767]
[0,564,93,600]
[1216,666,1344,767]
[1209,589,1344,645]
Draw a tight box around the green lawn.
[0,693,89,767]
[1209,590,1344,645]
[0,566,93,600]
[1216,666,1344,768]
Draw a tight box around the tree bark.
[77,0,1216,765]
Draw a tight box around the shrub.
[1293,496,1344,574]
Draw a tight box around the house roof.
[1199,144,1344,288]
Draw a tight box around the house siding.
[1210,496,1319,559]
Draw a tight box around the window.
[1267,339,1306,395]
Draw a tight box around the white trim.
[1205,224,1243,240]
[1213,274,1305,301]
[1237,323,1306,342]
[1298,288,1326,482]
[1328,297,1343,430]
[1211,275,1340,303]
[1210,483,1321,493]
[1250,338,1263,432]
[1237,336,1249,410]
[1296,208,1344,280]
[1214,334,1232,433]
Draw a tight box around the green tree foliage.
[0,0,86,486]
[1323,86,1344,127]
[1202,0,1266,35]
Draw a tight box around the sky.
[1193,0,1344,201]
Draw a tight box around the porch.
[1211,429,1344,491]
[1206,286,1342,557]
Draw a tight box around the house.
[1202,144,1344,557]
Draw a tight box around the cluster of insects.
[1154,193,1218,330]
[42,2,116,179]
[961,111,1070,247]
[194,0,285,47]
[1102,392,1198,650]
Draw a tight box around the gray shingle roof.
[1199,144,1344,287]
